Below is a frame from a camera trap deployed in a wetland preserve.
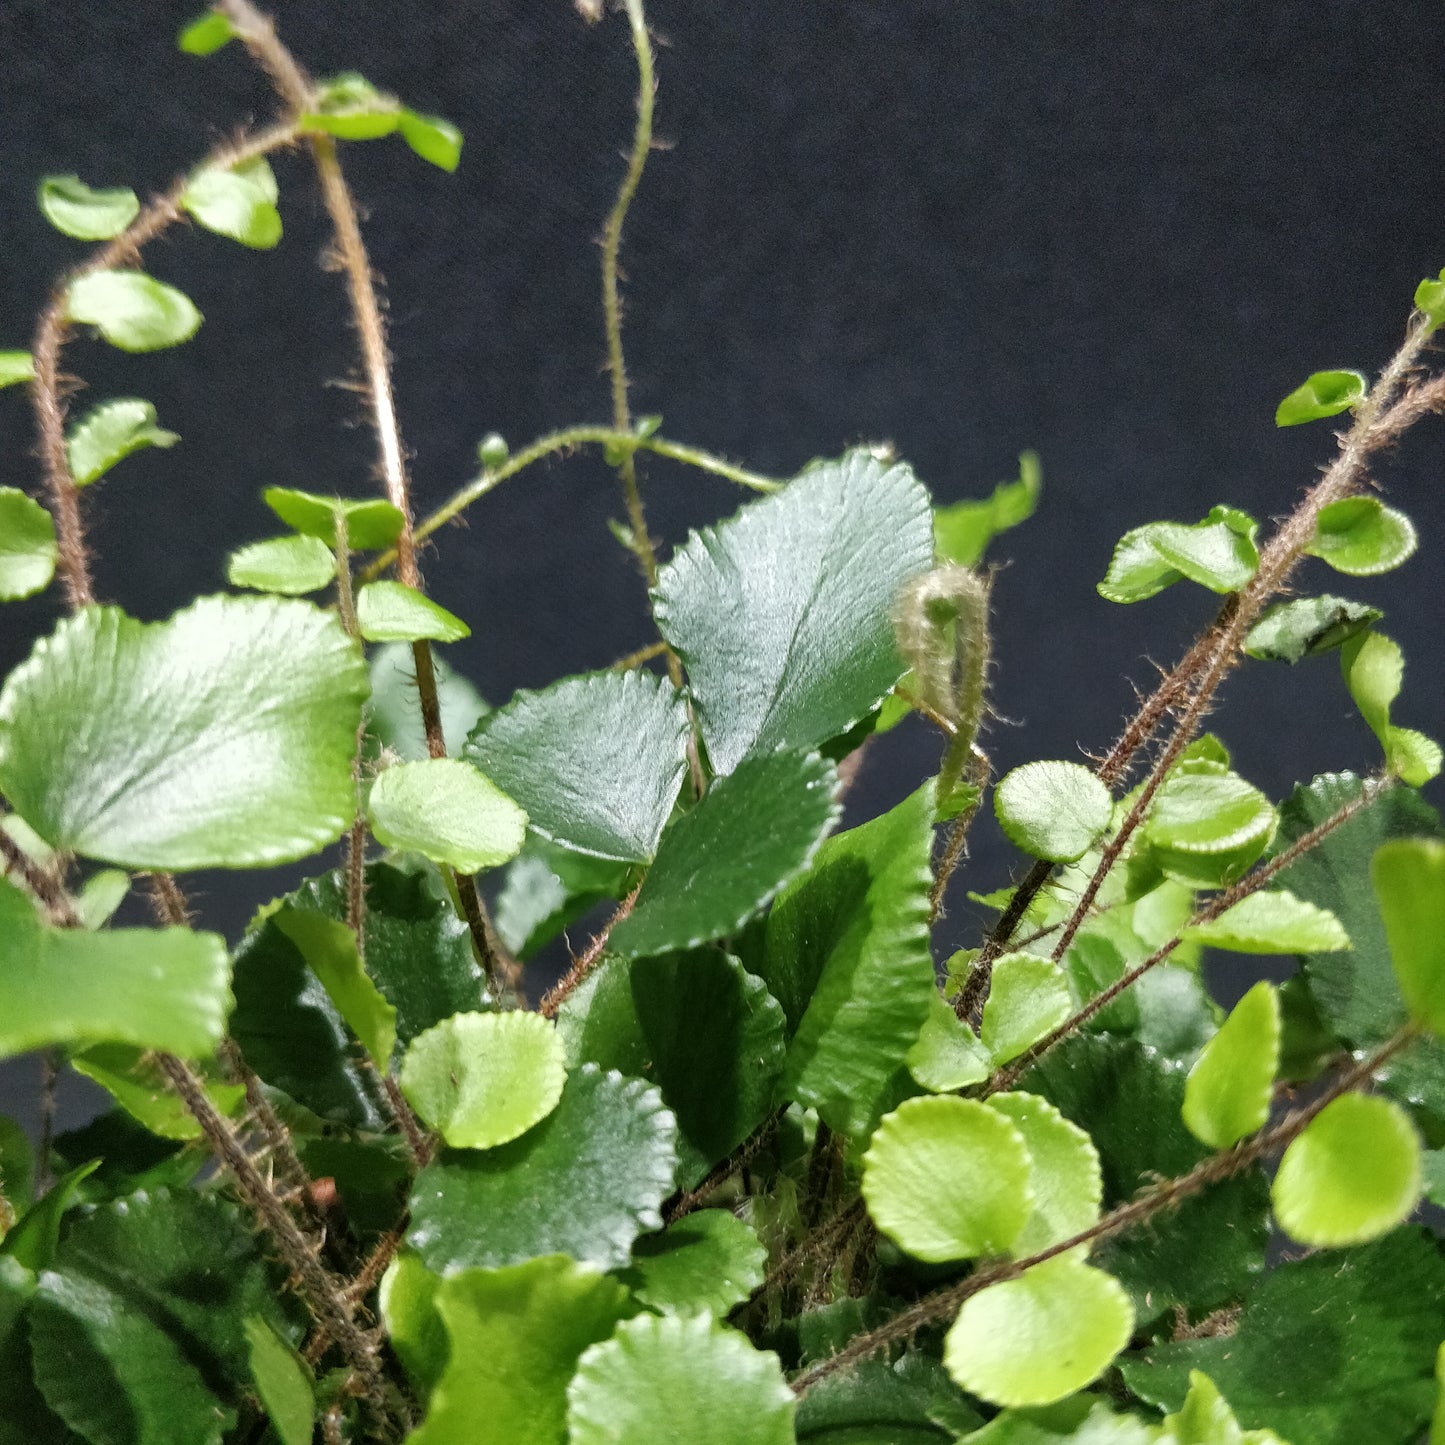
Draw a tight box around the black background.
[2,0,1443,1134]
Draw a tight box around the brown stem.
[987,775,1391,1092]
[29,119,298,612]
[381,1074,431,1169]
[155,1052,394,1426]
[665,1108,784,1223]
[954,857,1052,1021]
[540,885,643,1019]
[794,1027,1416,1395]
[929,748,990,923]
[0,826,81,928]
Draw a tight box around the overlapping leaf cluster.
[3,4,1445,1444]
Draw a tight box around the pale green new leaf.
[0,877,230,1059]
[610,749,839,959]
[368,758,528,874]
[995,761,1112,863]
[178,11,236,54]
[1144,769,1276,888]
[1182,981,1279,1149]
[1272,1093,1421,1247]
[263,486,405,549]
[943,1256,1135,1407]
[400,110,464,171]
[567,1313,796,1445]
[406,1256,628,1445]
[1161,1371,1288,1445]
[465,669,688,862]
[1306,497,1417,577]
[1244,595,1381,664]
[38,175,139,240]
[862,1096,1033,1262]
[653,448,933,774]
[981,954,1073,1066]
[619,1210,768,1317]
[182,162,282,248]
[227,535,336,594]
[1341,632,1441,785]
[273,906,396,1067]
[302,73,401,140]
[357,581,470,642]
[0,353,35,389]
[0,596,368,869]
[1275,369,1366,427]
[65,270,201,352]
[1373,838,1445,1035]
[243,1318,314,1445]
[66,398,179,485]
[907,990,991,1092]
[400,1011,566,1149]
[1188,890,1349,954]
[987,1092,1102,1256]
[1098,507,1259,604]
[933,451,1041,567]
[760,780,934,1136]
[379,1252,448,1393]
[0,489,56,601]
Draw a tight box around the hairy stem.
[665,1108,785,1223]
[28,119,298,611]
[540,885,643,1019]
[156,1051,395,1427]
[970,312,1435,1014]
[988,774,1392,1091]
[793,1027,1416,1394]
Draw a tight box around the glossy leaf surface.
[1306,497,1417,576]
[906,990,991,1092]
[0,489,56,601]
[943,1256,1134,1407]
[863,1096,1033,1262]
[1188,890,1348,954]
[567,1313,796,1445]
[466,669,689,862]
[357,580,470,642]
[227,534,336,594]
[368,758,528,873]
[619,1209,767,1317]
[263,486,405,548]
[1098,507,1259,603]
[1275,369,1366,426]
[1244,595,1381,663]
[1122,1229,1445,1445]
[1373,838,1445,1035]
[1272,1093,1421,1247]
[559,949,786,1185]
[610,749,839,958]
[1341,632,1441,786]
[407,1257,628,1445]
[653,449,932,774]
[408,1065,677,1273]
[994,760,1112,863]
[0,878,230,1059]
[29,1190,299,1445]
[1182,981,1279,1149]
[65,270,201,352]
[1144,769,1276,887]
[38,175,138,239]
[0,597,367,868]
[761,780,934,1135]
[65,398,178,486]
[401,1011,566,1149]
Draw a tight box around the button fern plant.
[2,3,1444,1442]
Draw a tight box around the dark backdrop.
[2,0,1443,1133]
